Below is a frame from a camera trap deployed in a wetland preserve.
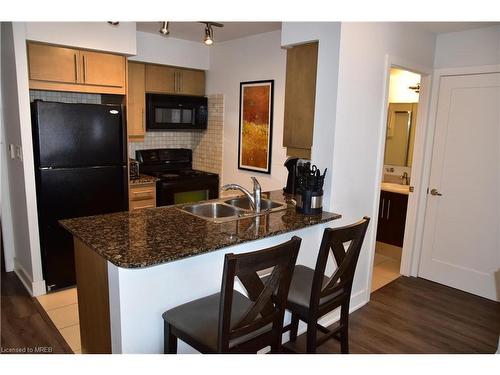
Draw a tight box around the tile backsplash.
[129,94,224,177]
[30,90,102,104]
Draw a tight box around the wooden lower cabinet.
[376,190,408,247]
[74,238,111,354]
[129,183,156,210]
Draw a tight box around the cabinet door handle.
[386,199,391,220]
[83,54,87,82]
[179,71,182,92]
[74,53,79,82]
[380,198,385,219]
[142,108,145,131]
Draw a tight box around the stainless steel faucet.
[401,172,409,185]
[221,177,262,213]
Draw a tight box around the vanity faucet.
[221,177,262,213]
[401,172,409,185]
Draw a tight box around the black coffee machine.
[283,157,310,195]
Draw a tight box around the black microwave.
[146,93,208,130]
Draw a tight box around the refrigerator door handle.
[40,167,53,170]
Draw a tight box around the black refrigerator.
[31,101,128,291]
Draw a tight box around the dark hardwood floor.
[1,271,498,354]
[1,271,73,354]
[289,276,500,354]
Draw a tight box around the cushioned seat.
[163,291,271,353]
[284,265,344,318]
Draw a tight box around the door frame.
[368,55,432,298]
[415,64,500,280]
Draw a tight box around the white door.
[419,72,500,301]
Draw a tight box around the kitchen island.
[61,190,341,353]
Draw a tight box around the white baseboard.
[13,258,46,297]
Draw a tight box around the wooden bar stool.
[282,217,370,354]
[162,236,301,354]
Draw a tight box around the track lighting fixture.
[204,24,214,45]
[156,21,224,45]
[159,21,170,36]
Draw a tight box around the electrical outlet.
[8,144,15,159]
[15,145,22,161]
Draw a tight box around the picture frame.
[238,80,274,174]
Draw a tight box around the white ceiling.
[136,22,500,44]
[136,22,282,43]
[410,22,500,34]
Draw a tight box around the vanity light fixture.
[409,83,421,93]
[159,21,170,36]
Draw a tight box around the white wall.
[1,22,45,294]
[24,22,137,55]
[130,31,209,70]
[330,22,435,301]
[434,25,500,69]
[280,22,342,211]
[206,30,287,192]
[0,23,16,273]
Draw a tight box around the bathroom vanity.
[376,186,408,247]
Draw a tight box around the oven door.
[157,178,219,206]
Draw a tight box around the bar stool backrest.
[218,236,301,351]
[310,217,370,311]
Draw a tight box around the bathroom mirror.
[384,103,418,167]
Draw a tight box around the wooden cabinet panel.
[28,43,80,84]
[27,42,126,94]
[127,62,146,139]
[145,64,176,93]
[283,42,318,156]
[129,183,156,211]
[377,191,408,247]
[81,51,125,88]
[179,69,205,96]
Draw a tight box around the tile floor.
[36,287,81,353]
[371,252,401,292]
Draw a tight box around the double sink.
[178,197,288,223]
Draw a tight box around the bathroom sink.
[381,182,410,195]
[224,197,287,212]
[180,202,247,222]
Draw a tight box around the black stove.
[135,148,219,206]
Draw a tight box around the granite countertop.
[60,190,341,269]
[130,174,159,185]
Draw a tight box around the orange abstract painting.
[238,81,274,173]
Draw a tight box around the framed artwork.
[238,80,274,174]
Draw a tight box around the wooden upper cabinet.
[27,42,126,94]
[81,51,126,88]
[145,63,205,96]
[283,42,318,158]
[127,62,146,139]
[145,64,176,93]
[28,43,80,84]
[179,69,205,96]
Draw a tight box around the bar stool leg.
[340,299,350,354]
[306,321,317,353]
[289,313,299,342]
[164,321,178,354]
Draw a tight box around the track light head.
[204,24,214,45]
[159,21,170,36]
